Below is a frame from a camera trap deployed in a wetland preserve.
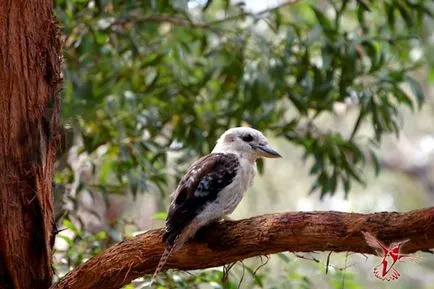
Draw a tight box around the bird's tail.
[150,244,175,286]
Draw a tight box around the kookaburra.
[152,127,281,282]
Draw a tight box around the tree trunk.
[0,0,62,288]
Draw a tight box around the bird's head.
[212,127,282,161]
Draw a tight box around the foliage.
[144,252,366,289]
[55,0,432,200]
[55,220,109,273]
[53,0,433,287]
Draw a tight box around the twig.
[222,262,237,283]
[325,251,333,274]
[237,261,246,289]
[252,255,270,276]
[293,253,320,263]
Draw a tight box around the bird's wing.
[163,153,240,245]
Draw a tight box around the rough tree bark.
[52,207,434,289]
[0,0,62,288]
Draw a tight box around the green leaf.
[57,235,74,247]
[310,159,323,175]
[330,169,338,193]
[311,5,334,37]
[357,0,370,12]
[202,0,213,11]
[369,150,381,176]
[342,176,351,196]
[256,158,264,175]
[392,85,414,110]
[63,219,82,237]
[277,252,292,263]
[99,159,114,184]
[152,212,168,220]
[405,75,424,108]
[385,3,396,31]
[274,9,282,31]
[95,231,108,240]
[396,2,413,29]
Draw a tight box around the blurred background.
[53,0,434,288]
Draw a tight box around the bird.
[151,127,281,284]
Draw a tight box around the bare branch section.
[52,207,434,289]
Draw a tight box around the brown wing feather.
[163,153,239,245]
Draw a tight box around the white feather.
[191,154,256,233]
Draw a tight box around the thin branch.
[52,207,434,289]
[113,0,300,29]
[252,255,270,276]
[325,251,333,274]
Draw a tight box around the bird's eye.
[241,134,253,142]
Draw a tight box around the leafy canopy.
[56,0,431,200]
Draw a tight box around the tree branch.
[52,207,434,289]
[114,0,300,29]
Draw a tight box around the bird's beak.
[251,143,282,158]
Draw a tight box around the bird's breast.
[218,160,256,214]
